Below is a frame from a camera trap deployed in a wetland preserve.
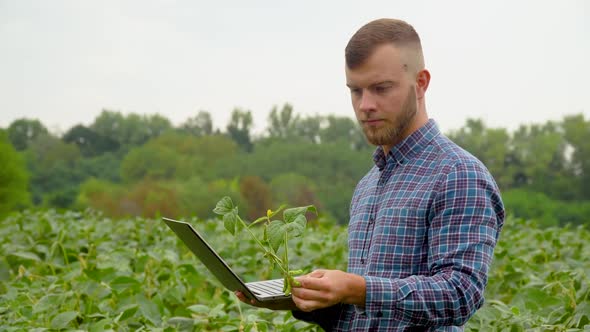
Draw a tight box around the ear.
[415,69,431,99]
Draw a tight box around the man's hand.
[291,269,366,312]
[234,291,298,311]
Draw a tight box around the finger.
[294,269,327,288]
[292,296,323,312]
[298,275,328,291]
[291,286,327,302]
[308,269,327,278]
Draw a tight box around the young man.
[238,18,505,331]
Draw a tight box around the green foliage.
[23,133,83,206]
[179,110,214,137]
[91,110,173,148]
[8,109,590,228]
[503,189,590,227]
[62,124,120,157]
[239,176,273,221]
[121,143,180,182]
[226,108,254,152]
[270,173,322,212]
[0,210,343,331]
[466,217,590,331]
[214,196,317,294]
[1,211,588,330]
[7,118,49,151]
[0,132,30,217]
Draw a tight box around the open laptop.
[162,217,293,305]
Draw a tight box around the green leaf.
[50,311,78,329]
[267,220,287,252]
[33,294,63,314]
[110,276,141,293]
[167,317,195,330]
[223,211,238,235]
[283,205,316,224]
[115,304,138,322]
[286,215,306,238]
[187,304,209,314]
[89,318,113,332]
[11,251,41,261]
[213,196,234,215]
[137,294,161,325]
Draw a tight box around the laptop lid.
[162,217,290,303]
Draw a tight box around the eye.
[374,85,391,94]
[349,88,362,97]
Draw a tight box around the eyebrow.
[346,80,397,89]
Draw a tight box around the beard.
[359,87,417,147]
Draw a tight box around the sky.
[1,0,588,136]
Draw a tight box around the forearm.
[362,267,486,326]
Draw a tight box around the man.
[237,18,505,331]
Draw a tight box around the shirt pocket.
[367,207,429,277]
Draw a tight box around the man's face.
[345,43,418,150]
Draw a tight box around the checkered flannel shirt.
[294,119,505,331]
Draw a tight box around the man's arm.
[361,161,504,325]
[290,161,504,326]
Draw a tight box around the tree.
[267,103,299,139]
[24,133,82,206]
[319,115,368,149]
[239,175,273,221]
[448,119,512,189]
[120,144,180,182]
[7,118,49,151]
[91,110,172,148]
[226,108,253,152]
[561,114,590,199]
[62,124,119,157]
[180,111,213,137]
[292,115,322,143]
[269,172,322,222]
[0,130,30,216]
[511,122,570,198]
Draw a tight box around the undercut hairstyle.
[345,18,424,72]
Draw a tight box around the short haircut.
[345,18,424,72]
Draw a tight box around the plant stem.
[284,231,289,277]
[237,216,287,274]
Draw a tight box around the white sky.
[1,0,588,135]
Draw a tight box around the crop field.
[0,210,589,331]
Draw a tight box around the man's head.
[345,18,430,153]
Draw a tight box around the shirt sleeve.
[361,161,505,326]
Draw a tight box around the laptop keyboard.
[246,279,284,295]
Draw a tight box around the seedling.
[213,196,316,295]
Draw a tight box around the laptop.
[162,217,293,305]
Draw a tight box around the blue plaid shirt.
[295,119,504,331]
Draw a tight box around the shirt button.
[368,217,375,224]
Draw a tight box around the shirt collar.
[372,119,441,171]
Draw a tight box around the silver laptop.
[162,217,292,304]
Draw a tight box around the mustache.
[358,116,386,122]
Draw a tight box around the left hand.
[234,291,298,311]
[291,269,366,312]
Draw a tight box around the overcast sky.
[1,0,588,135]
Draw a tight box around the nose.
[358,90,376,113]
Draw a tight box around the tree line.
[1,105,589,227]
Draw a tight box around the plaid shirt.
[294,119,504,331]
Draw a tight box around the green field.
[0,211,589,331]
